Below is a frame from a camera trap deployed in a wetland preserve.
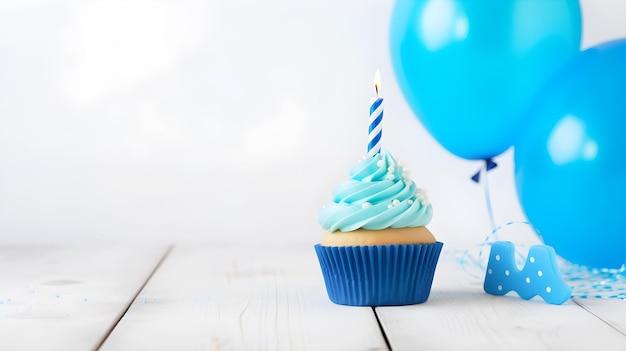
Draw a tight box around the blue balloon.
[390,0,582,160]
[514,39,626,269]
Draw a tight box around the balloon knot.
[471,158,498,183]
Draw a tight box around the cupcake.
[314,72,443,306]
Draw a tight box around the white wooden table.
[1,245,625,350]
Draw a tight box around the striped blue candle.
[368,98,384,156]
[368,70,383,156]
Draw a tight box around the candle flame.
[374,70,381,97]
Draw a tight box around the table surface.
[1,244,625,351]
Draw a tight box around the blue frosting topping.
[319,151,433,232]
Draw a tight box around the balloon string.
[458,158,521,278]
[459,221,533,279]
[482,161,497,236]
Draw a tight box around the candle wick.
[375,85,379,98]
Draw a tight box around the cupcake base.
[314,242,443,306]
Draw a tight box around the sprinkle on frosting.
[319,150,433,232]
[415,188,430,206]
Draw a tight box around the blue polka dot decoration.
[484,241,572,305]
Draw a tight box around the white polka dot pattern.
[483,241,572,305]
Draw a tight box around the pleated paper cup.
[314,242,443,306]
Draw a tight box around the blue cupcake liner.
[314,242,443,306]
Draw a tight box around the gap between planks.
[372,306,393,350]
[572,299,626,337]
[98,244,391,350]
[373,253,626,351]
[94,245,174,350]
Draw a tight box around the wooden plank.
[0,245,168,351]
[376,250,626,351]
[100,244,389,351]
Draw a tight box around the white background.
[0,0,624,249]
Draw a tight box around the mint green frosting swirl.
[319,151,433,232]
